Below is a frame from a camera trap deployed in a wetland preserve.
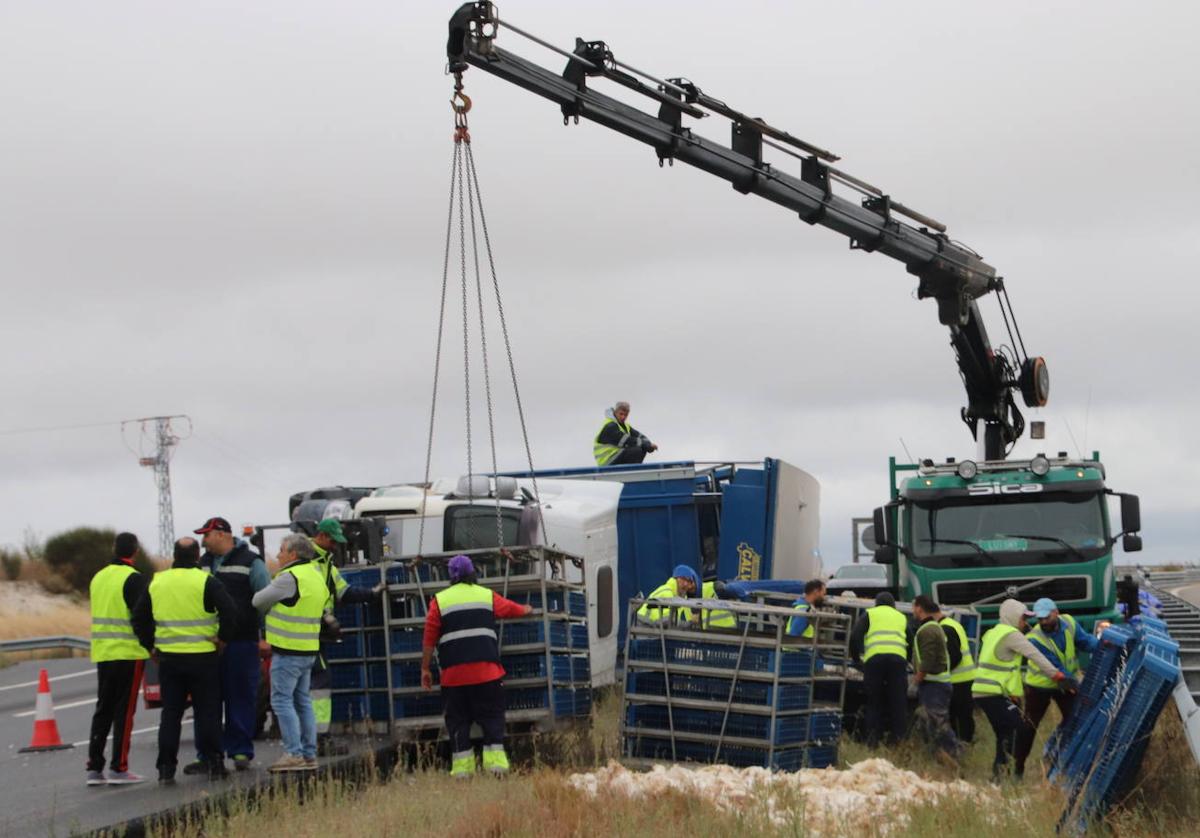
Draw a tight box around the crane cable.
[418,75,547,557]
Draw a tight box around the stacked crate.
[622,597,850,771]
[327,547,592,739]
[326,564,389,732]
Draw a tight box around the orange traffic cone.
[19,668,74,752]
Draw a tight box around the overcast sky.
[2,1,1197,568]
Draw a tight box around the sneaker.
[106,770,146,785]
[86,770,107,787]
[182,760,208,776]
[268,754,310,773]
[303,757,319,770]
[233,755,252,772]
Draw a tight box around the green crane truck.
[870,452,1143,629]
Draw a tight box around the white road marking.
[14,697,97,717]
[67,714,189,748]
[0,669,93,693]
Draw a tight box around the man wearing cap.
[131,538,238,784]
[635,565,701,627]
[849,592,912,747]
[421,555,533,778]
[85,532,151,786]
[308,518,382,756]
[189,516,269,774]
[1012,598,1093,777]
[972,598,1069,780]
[252,534,327,772]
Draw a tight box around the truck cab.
[871,452,1142,630]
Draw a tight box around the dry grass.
[131,685,1200,838]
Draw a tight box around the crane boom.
[447,2,1049,460]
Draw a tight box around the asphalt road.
[1173,584,1200,609]
[0,657,294,837]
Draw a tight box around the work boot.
[481,744,510,775]
[182,759,207,776]
[158,767,176,786]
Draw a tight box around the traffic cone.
[19,668,74,752]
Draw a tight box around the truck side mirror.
[874,544,898,565]
[1122,534,1143,553]
[872,507,891,547]
[1119,494,1141,535]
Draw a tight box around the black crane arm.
[447,2,1049,460]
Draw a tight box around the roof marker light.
[956,460,978,480]
[1030,455,1051,476]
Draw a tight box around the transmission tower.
[122,414,192,559]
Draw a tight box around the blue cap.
[1033,597,1058,618]
[671,564,700,592]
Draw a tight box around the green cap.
[318,518,347,544]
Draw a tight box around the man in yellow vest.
[308,518,382,757]
[700,580,738,630]
[593,401,657,466]
[927,602,976,744]
[252,533,328,773]
[421,555,533,778]
[635,565,700,627]
[86,532,151,786]
[1012,597,1090,777]
[849,592,910,746]
[971,598,1068,780]
[787,579,827,642]
[131,537,237,785]
[911,596,961,767]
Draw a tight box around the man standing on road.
[1013,597,1095,777]
[85,532,151,786]
[911,596,962,768]
[191,516,269,774]
[421,555,533,778]
[132,537,238,785]
[252,534,326,772]
[849,592,911,747]
[593,401,658,466]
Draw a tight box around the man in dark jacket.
[593,401,658,466]
[189,516,269,773]
[911,595,962,767]
[131,538,238,784]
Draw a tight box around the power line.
[0,419,124,437]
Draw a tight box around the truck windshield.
[909,491,1106,568]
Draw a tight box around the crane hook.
[451,90,472,115]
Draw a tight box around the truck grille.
[934,577,1089,606]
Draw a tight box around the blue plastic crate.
[331,693,365,722]
[393,693,444,719]
[510,590,587,617]
[334,603,364,628]
[626,703,810,745]
[625,736,805,771]
[807,712,841,744]
[324,633,364,660]
[574,687,593,717]
[366,691,389,720]
[629,638,818,677]
[365,630,388,657]
[626,670,810,710]
[341,566,381,587]
[805,746,838,769]
[1049,625,1134,770]
[385,563,441,585]
[367,662,389,689]
[328,662,366,689]
[389,661,438,688]
[389,627,424,654]
[501,652,577,682]
[499,620,588,649]
[505,685,578,716]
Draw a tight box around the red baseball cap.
[193,516,232,535]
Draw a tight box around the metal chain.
[458,133,473,498]
[418,141,462,555]
[465,143,548,544]
[464,154,505,549]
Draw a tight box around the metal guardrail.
[1136,574,1200,767]
[0,635,89,654]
